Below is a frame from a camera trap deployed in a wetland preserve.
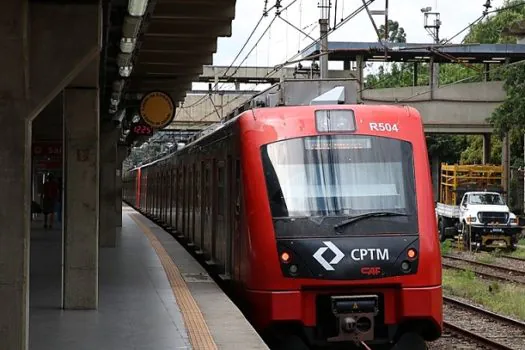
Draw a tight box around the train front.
[241,106,442,349]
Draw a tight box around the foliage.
[474,0,525,136]
[365,2,525,165]
[378,20,406,43]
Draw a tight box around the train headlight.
[401,261,411,273]
[280,251,291,264]
[407,248,417,260]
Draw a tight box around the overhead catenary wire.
[197,1,377,122]
[180,0,290,111]
[361,1,525,92]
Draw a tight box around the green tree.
[378,20,407,43]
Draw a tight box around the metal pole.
[384,0,389,60]
[319,0,330,79]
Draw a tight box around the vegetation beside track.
[442,268,525,321]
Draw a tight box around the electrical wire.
[196,0,377,122]
[362,1,525,92]
[179,0,284,111]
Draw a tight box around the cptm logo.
[313,241,345,271]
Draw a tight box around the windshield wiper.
[334,211,408,230]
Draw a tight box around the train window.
[260,134,418,235]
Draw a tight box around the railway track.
[501,254,525,263]
[442,255,525,284]
[441,296,525,349]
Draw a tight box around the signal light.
[281,252,291,263]
[407,248,417,260]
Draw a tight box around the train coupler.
[327,295,379,344]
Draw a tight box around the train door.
[233,158,242,282]
[188,163,195,244]
[170,167,176,229]
[194,161,203,249]
[215,160,226,270]
[178,166,184,234]
[202,161,212,256]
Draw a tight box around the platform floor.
[29,205,268,350]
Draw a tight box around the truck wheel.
[461,224,470,251]
[438,218,447,242]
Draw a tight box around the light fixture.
[128,0,149,17]
[113,79,125,92]
[117,53,132,67]
[132,114,141,123]
[122,16,142,38]
[119,65,133,77]
[120,38,136,53]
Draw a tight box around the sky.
[191,0,506,91]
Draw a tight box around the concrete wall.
[362,81,505,134]
[173,81,505,133]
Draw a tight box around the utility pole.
[318,0,331,78]
[421,7,441,89]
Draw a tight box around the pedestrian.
[41,173,59,229]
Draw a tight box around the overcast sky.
[190,0,505,91]
[213,0,505,66]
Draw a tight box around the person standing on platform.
[56,177,63,224]
[41,173,59,229]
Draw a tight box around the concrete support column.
[431,155,440,202]
[0,119,30,349]
[116,145,127,227]
[63,88,99,309]
[482,134,491,165]
[0,2,30,349]
[413,62,418,86]
[99,128,118,247]
[502,133,510,201]
[356,55,364,102]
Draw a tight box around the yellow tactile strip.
[130,213,218,350]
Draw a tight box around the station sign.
[33,143,62,157]
[139,91,175,129]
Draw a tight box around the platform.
[29,205,268,350]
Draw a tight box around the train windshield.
[261,135,417,227]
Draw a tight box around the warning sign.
[139,91,175,129]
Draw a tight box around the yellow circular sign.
[139,91,175,128]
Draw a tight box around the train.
[123,104,443,349]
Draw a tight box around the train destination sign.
[139,91,175,129]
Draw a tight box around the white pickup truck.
[436,191,521,250]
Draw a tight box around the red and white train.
[123,104,442,349]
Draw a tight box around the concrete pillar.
[99,128,118,247]
[431,155,440,202]
[413,62,418,86]
[502,134,510,201]
[116,145,127,227]
[0,3,30,349]
[356,55,364,102]
[63,88,99,309]
[0,1,101,348]
[482,134,491,165]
